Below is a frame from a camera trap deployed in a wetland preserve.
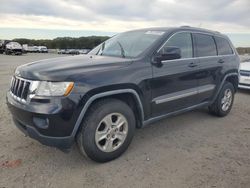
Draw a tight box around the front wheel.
[77,98,135,162]
[208,81,235,117]
[5,49,10,55]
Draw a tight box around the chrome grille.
[240,70,250,77]
[10,77,31,103]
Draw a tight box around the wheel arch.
[225,74,239,92]
[212,72,239,103]
[71,89,145,138]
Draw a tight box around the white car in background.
[239,61,250,89]
[27,46,39,53]
[38,46,48,53]
[5,41,23,55]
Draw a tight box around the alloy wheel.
[95,113,128,152]
[221,88,233,111]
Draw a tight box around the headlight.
[35,81,74,96]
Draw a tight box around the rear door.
[193,33,222,103]
[214,36,235,71]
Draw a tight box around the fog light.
[33,117,49,129]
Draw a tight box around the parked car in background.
[38,46,48,53]
[0,40,6,54]
[58,49,91,55]
[58,49,66,54]
[66,49,80,55]
[22,44,28,53]
[0,40,22,55]
[5,41,23,55]
[79,49,91,54]
[7,27,240,162]
[24,46,39,53]
[239,61,250,89]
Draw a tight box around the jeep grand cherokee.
[7,27,240,162]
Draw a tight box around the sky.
[0,0,250,47]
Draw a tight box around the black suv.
[7,27,240,162]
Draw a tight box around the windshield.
[89,30,165,58]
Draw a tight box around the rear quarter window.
[214,36,234,55]
[194,33,217,57]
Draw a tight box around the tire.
[5,50,9,55]
[208,81,235,117]
[77,98,136,162]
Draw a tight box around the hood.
[15,55,133,81]
[240,62,250,71]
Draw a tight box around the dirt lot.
[0,53,250,188]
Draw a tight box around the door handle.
[188,62,198,68]
[218,59,225,64]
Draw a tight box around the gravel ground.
[0,53,250,188]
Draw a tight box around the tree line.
[13,36,110,49]
[236,47,250,55]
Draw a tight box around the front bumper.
[8,49,22,54]
[6,91,82,149]
[13,118,74,149]
[239,75,250,89]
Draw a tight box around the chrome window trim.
[160,54,235,63]
[157,31,235,63]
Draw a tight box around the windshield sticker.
[145,31,165,35]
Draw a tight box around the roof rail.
[180,26,221,34]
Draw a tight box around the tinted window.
[160,33,193,58]
[215,36,233,55]
[194,34,217,57]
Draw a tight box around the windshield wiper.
[117,41,126,58]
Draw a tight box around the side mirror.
[153,47,181,64]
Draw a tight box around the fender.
[211,72,239,103]
[70,89,144,137]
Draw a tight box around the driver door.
[151,32,200,117]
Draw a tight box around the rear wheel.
[208,81,235,117]
[77,98,135,162]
